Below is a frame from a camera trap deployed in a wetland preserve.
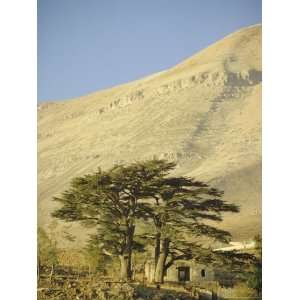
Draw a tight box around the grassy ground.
[38,272,259,300]
[37,276,196,300]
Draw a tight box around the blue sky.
[38,0,261,102]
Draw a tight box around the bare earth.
[38,25,261,246]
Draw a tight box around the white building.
[145,259,214,283]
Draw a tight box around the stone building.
[144,259,215,283]
[144,241,256,283]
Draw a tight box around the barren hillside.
[38,24,261,245]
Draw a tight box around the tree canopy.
[52,159,240,282]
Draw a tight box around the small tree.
[37,227,58,281]
[211,236,261,292]
[83,237,112,275]
[246,235,262,296]
[212,249,258,287]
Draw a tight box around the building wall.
[165,260,214,283]
[145,261,155,282]
[144,259,215,283]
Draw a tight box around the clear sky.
[38,0,261,102]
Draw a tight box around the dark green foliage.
[213,250,258,282]
[212,235,262,291]
[134,166,240,282]
[145,174,239,244]
[246,235,262,295]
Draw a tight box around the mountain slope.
[38,24,261,244]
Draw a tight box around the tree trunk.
[154,232,161,270]
[126,225,134,279]
[119,255,130,281]
[49,264,54,282]
[37,257,40,282]
[119,224,135,281]
[154,238,169,283]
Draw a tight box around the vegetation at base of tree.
[37,226,58,281]
[246,234,262,296]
